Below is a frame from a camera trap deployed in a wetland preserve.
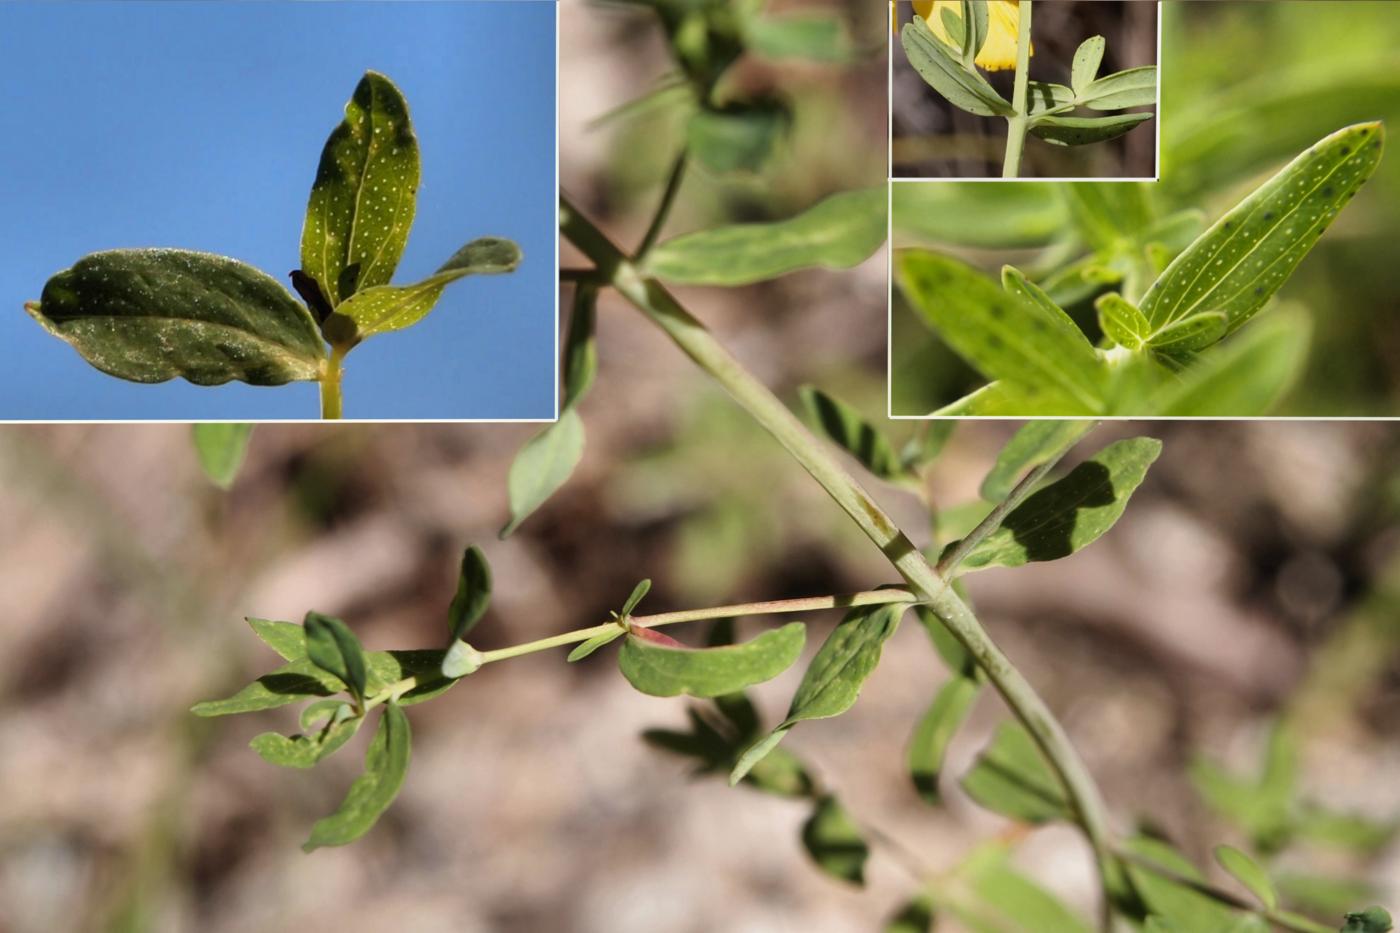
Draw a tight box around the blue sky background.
[0,1,557,420]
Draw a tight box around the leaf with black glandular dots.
[1096,293,1151,350]
[645,187,886,286]
[251,714,361,770]
[961,722,1071,824]
[897,251,1108,415]
[190,658,344,717]
[301,71,419,307]
[193,424,253,490]
[802,795,869,885]
[304,612,368,703]
[1081,66,1157,111]
[901,18,1014,118]
[28,249,325,386]
[950,437,1160,572]
[619,622,805,698]
[303,703,411,851]
[800,386,907,484]
[1071,36,1105,97]
[500,409,585,538]
[1142,123,1385,336]
[1030,112,1154,147]
[332,237,522,341]
[446,546,491,644]
[1147,311,1227,353]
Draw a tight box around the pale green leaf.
[303,703,411,851]
[1071,36,1105,97]
[1000,266,1101,359]
[500,409,585,538]
[645,187,886,286]
[621,579,652,618]
[744,13,849,62]
[619,622,805,698]
[193,424,254,489]
[802,795,868,885]
[567,625,626,662]
[1124,836,1248,930]
[1152,309,1309,416]
[1142,123,1385,335]
[687,101,791,174]
[892,182,1065,249]
[1214,845,1278,911]
[1030,112,1154,147]
[1081,66,1158,111]
[1027,81,1075,117]
[901,18,1014,117]
[964,848,1094,933]
[300,71,419,307]
[1096,293,1150,350]
[28,250,325,386]
[960,0,988,69]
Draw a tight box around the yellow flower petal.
[918,0,1031,72]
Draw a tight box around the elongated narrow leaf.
[1000,267,1100,359]
[962,722,1071,824]
[1081,66,1157,111]
[1147,311,1227,352]
[500,409,585,538]
[645,187,886,286]
[330,237,521,340]
[190,658,343,717]
[732,603,908,783]
[303,703,411,851]
[1153,308,1309,416]
[909,675,981,805]
[1215,845,1278,910]
[1071,36,1105,96]
[563,283,598,410]
[193,424,253,489]
[567,625,626,662]
[961,0,988,70]
[800,386,906,482]
[247,617,306,662]
[1030,112,1154,147]
[28,250,325,386]
[1142,123,1385,335]
[951,437,1160,572]
[802,795,868,885]
[619,622,805,698]
[979,420,1091,503]
[1096,293,1150,350]
[304,613,368,702]
[621,579,652,618]
[251,716,361,770]
[896,251,1107,413]
[301,71,419,307]
[1125,837,1248,931]
[447,546,491,643]
[902,18,1014,117]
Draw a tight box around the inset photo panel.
[889,0,1396,420]
[892,0,1159,179]
[0,1,558,421]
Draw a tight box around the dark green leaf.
[1096,293,1151,350]
[330,237,521,341]
[645,187,886,286]
[621,579,652,618]
[909,674,981,806]
[896,251,1108,414]
[300,71,419,307]
[901,18,1014,117]
[28,250,325,386]
[1030,112,1154,147]
[979,420,1092,503]
[951,437,1160,572]
[192,424,253,489]
[190,658,343,717]
[247,618,306,662]
[884,893,935,933]
[500,409,585,538]
[251,715,361,770]
[962,723,1070,823]
[801,795,868,885]
[1147,311,1228,353]
[303,703,411,851]
[563,283,598,411]
[1214,845,1277,911]
[1081,66,1157,111]
[619,622,805,698]
[687,101,791,174]
[567,625,626,662]
[447,546,492,643]
[1071,36,1105,97]
[800,386,907,483]
[1342,908,1394,933]
[367,648,456,704]
[1142,123,1385,336]
[304,612,368,702]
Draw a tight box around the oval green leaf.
[1071,36,1105,96]
[303,703,411,851]
[29,249,325,386]
[304,612,368,702]
[301,71,420,307]
[961,722,1071,824]
[1095,293,1150,350]
[618,621,805,698]
[1030,112,1154,147]
[500,409,585,538]
[1081,65,1157,111]
[193,424,254,489]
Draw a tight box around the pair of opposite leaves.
[25,72,521,389]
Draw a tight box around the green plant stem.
[558,190,1124,925]
[1001,0,1034,179]
[937,421,1096,576]
[1114,848,1333,933]
[321,345,347,420]
[636,150,689,261]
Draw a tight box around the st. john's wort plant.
[24,72,521,419]
[898,0,1158,178]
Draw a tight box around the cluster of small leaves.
[895,122,1385,416]
[25,71,521,416]
[899,1,1157,162]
